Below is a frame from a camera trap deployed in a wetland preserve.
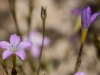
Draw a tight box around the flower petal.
[30,46,40,58]
[0,41,10,49]
[74,72,84,75]
[10,34,20,45]
[2,50,13,60]
[29,30,38,38]
[71,9,80,15]
[85,6,91,13]
[15,50,26,60]
[19,41,32,49]
[90,13,99,24]
[29,30,50,46]
[29,31,42,46]
[44,37,50,46]
[81,6,91,28]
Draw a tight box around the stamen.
[10,45,19,52]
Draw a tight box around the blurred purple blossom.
[23,30,50,58]
[69,33,77,43]
[0,34,32,60]
[81,6,99,28]
[74,72,84,75]
[71,8,81,15]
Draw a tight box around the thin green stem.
[27,0,33,34]
[37,6,47,75]
[8,0,22,38]
[12,54,16,69]
[2,60,9,75]
[37,19,45,75]
[39,20,45,60]
[27,1,36,73]
[11,54,17,75]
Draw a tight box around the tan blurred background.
[0,0,100,75]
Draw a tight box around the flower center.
[10,45,19,52]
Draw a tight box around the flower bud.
[41,6,47,20]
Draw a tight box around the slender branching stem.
[8,0,22,38]
[27,0,33,34]
[39,19,45,61]
[37,19,45,75]
[37,7,47,75]
[27,0,36,73]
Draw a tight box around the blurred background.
[0,0,100,75]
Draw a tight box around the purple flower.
[81,6,99,28]
[23,30,50,58]
[71,9,81,15]
[74,72,84,75]
[0,34,32,60]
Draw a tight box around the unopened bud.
[41,6,47,20]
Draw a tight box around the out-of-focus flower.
[72,6,100,29]
[71,8,81,15]
[74,72,84,75]
[81,6,99,43]
[70,16,81,42]
[0,34,32,60]
[23,30,50,58]
[70,9,81,43]
[81,6,99,28]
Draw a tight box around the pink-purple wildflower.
[81,6,99,28]
[72,6,99,28]
[0,34,32,60]
[23,30,50,58]
[74,72,84,75]
[71,8,81,15]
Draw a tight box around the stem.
[8,0,22,38]
[74,43,84,73]
[39,20,45,60]
[74,28,88,73]
[12,54,16,69]
[2,60,9,75]
[27,0,33,34]
[37,19,45,75]
[11,54,17,75]
[81,28,88,44]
